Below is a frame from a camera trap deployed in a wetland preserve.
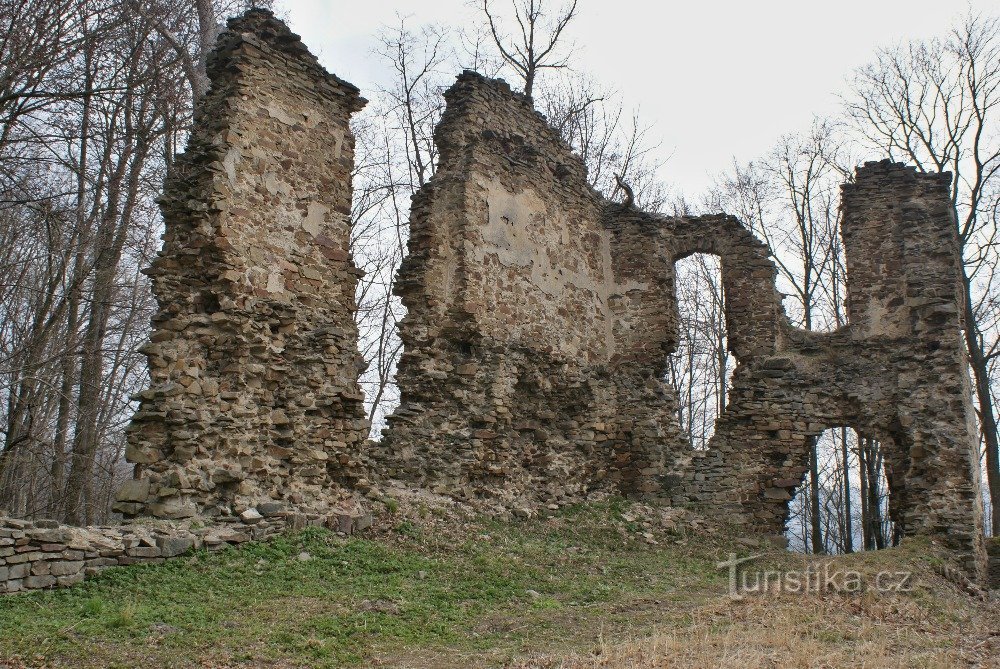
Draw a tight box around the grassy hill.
[0,500,995,668]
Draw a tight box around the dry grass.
[505,583,999,669]
[0,501,995,668]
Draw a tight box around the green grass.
[0,501,726,668]
[2,502,987,669]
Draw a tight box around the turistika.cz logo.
[716,553,914,597]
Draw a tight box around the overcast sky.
[280,0,993,197]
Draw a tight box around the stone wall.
[115,10,370,521]
[1,10,980,597]
[375,73,686,508]
[667,161,986,578]
[0,506,372,595]
[988,538,1000,590]
[373,71,985,576]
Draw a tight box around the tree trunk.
[192,0,219,103]
[961,262,1000,535]
[858,438,872,550]
[862,438,886,550]
[841,427,853,552]
[63,128,147,525]
[807,435,823,554]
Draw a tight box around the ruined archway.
[786,427,897,554]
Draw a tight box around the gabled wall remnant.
[374,73,686,507]
[115,10,369,520]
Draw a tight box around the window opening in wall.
[667,253,734,450]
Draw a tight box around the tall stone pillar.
[115,10,369,520]
[842,161,985,574]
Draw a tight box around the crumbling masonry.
[115,11,370,521]
[103,9,987,585]
[374,72,684,507]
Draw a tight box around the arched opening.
[667,253,734,449]
[786,428,896,554]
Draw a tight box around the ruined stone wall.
[988,538,1000,590]
[668,161,985,577]
[0,506,373,595]
[375,75,984,577]
[377,73,686,507]
[0,9,984,595]
[115,10,370,521]
[0,7,983,600]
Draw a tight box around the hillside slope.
[0,501,995,668]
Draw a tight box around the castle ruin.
[74,8,989,586]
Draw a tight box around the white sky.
[280,0,996,197]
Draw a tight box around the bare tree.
[477,0,578,100]
[0,0,262,522]
[668,253,730,450]
[712,121,853,553]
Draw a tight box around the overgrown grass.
[0,502,724,667]
[0,501,992,668]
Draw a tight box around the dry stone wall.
[115,10,370,521]
[0,507,372,595]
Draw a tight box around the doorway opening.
[786,428,896,554]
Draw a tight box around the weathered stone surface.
[56,573,85,587]
[376,72,682,506]
[987,538,1000,590]
[116,479,151,503]
[373,73,986,578]
[157,535,196,558]
[49,561,84,577]
[257,502,285,517]
[23,575,55,589]
[114,9,369,521]
[240,508,263,524]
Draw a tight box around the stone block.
[49,561,85,577]
[24,575,55,589]
[7,563,29,579]
[126,546,162,559]
[56,573,85,587]
[116,479,151,503]
[157,535,195,558]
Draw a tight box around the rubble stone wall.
[988,538,1000,590]
[375,71,984,575]
[21,10,978,597]
[668,161,985,577]
[375,73,689,507]
[115,10,370,521]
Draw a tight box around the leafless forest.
[0,0,996,554]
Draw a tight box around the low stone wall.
[0,506,372,595]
